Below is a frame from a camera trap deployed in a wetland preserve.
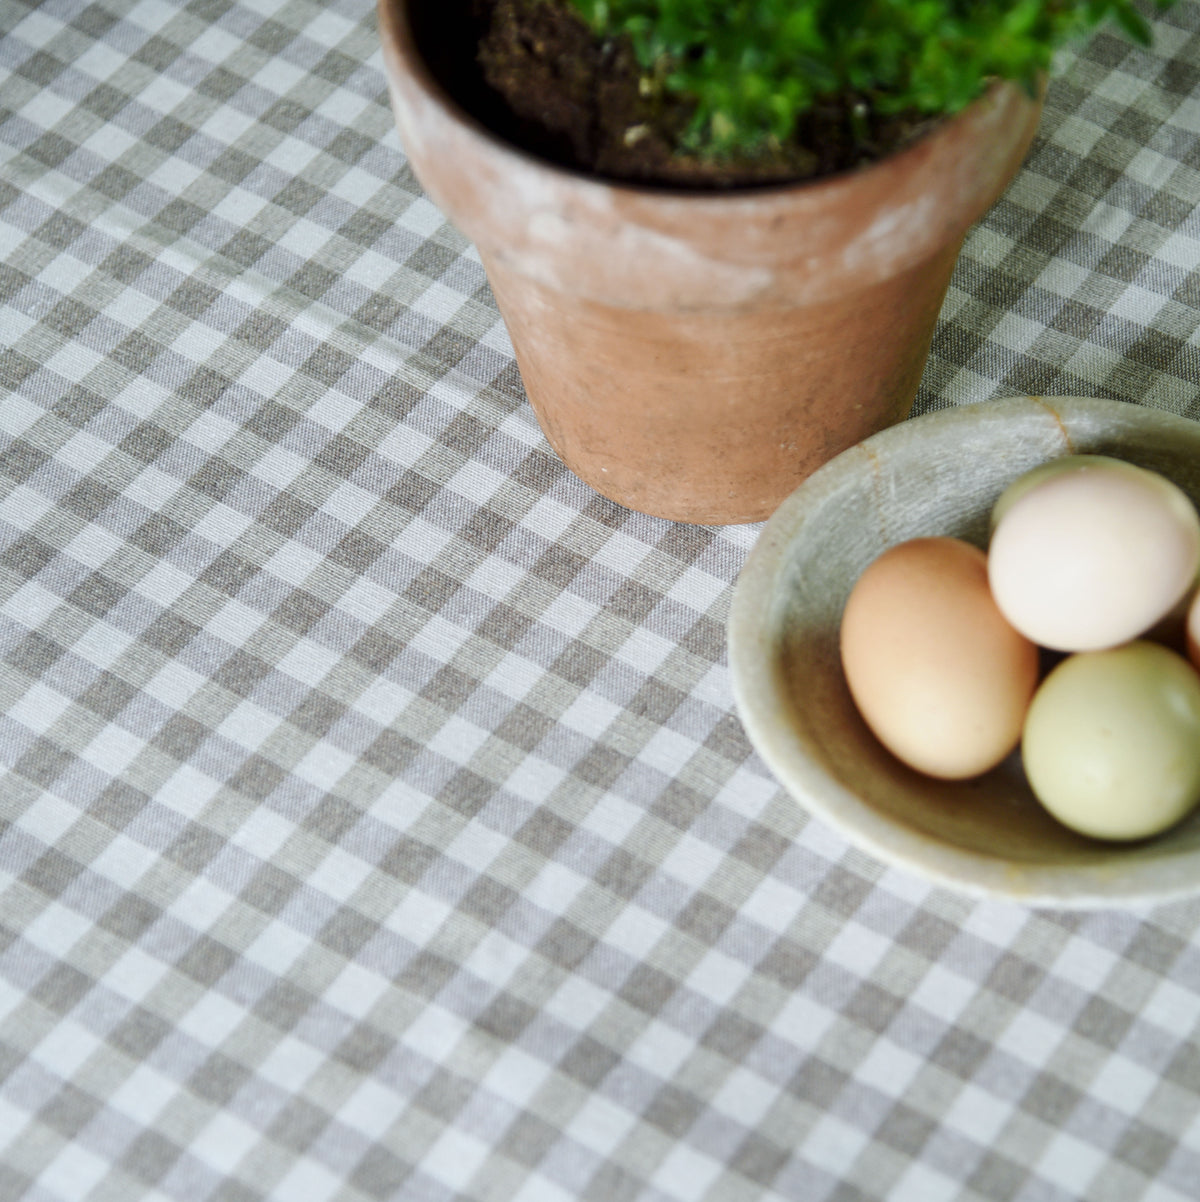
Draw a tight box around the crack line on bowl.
[1029,395,1077,454]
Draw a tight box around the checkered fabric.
[2,2,1200,1201]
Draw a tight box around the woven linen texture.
[2,2,1200,1201]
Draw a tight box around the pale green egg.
[1022,641,1200,841]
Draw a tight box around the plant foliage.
[565,0,1175,157]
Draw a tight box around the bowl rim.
[728,396,1200,908]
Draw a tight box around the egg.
[988,457,1200,652]
[840,537,1039,779]
[1022,641,1200,841]
[988,454,1129,530]
[1145,581,1197,655]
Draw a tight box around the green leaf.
[561,0,1173,159]
[1113,3,1153,46]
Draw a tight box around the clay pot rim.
[378,0,1029,209]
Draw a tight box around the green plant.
[566,0,1175,158]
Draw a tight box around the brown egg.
[840,537,1039,779]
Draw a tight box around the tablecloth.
[2,2,1200,1200]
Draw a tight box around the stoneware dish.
[729,396,1200,907]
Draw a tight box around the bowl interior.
[730,397,1200,905]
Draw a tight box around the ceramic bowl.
[728,397,1200,907]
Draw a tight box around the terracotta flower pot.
[377,0,1043,524]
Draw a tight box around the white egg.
[988,458,1200,652]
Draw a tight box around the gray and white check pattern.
[2,2,1200,1200]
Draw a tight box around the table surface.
[3,3,1200,1201]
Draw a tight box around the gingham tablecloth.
[3,3,1200,1200]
